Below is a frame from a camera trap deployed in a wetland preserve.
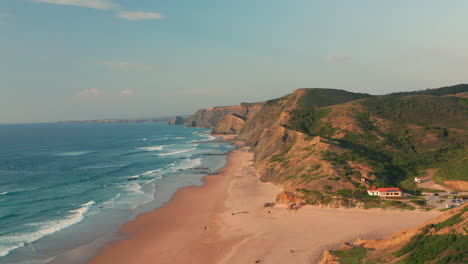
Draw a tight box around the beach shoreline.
[43,133,236,264]
[82,135,439,264]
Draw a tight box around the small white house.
[414,177,421,183]
[367,186,403,197]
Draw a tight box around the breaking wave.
[0,201,95,257]
[55,151,94,156]
[157,147,196,156]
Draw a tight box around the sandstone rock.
[213,114,246,134]
[276,191,304,204]
[168,116,186,125]
[185,102,263,128]
[319,250,340,264]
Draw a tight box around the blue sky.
[1,0,467,123]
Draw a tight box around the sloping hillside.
[239,86,467,199]
[175,84,468,204]
[321,204,468,264]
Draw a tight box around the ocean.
[0,122,234,264]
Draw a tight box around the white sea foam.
[142,176,163,186]
[0,201,95,257]
[199,134,216,141]
[0,244,24,258]
[150,137,169,141]
[0,192,7,195]
[55,151,94,156]
[125,182,145,195]
[172,158,202,171]
[142,168,163,175]
[81,164,128,170]
[138,145,167,152]
[156,147,196,156]
[101,193,121,207]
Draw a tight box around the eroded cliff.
[177,85,468,204]
[184,102,263,128]
[213,114,246,134]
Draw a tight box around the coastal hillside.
[174,84,468,207]
[321,204,468,264]
[184,102,263,128]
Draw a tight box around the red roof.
[377,188,401,192]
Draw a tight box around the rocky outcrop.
[185,102,263,128]
[238,89,305,146]
[168,116,186,125]
[320,250,340,264]
[213,114,246,134]
[276,191,304,204]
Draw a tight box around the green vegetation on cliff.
[187,84,467,195]
[284,86,467,189]
[296,88,371,108]
[328,206,468,264]
[388,83,468,97]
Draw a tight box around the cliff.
[180,84,468,205]
[168,116,186,125]
[184,102,263,128]
[239,87,467,199]
[213,114,246,134]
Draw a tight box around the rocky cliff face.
[236,89,373,195]
[167,116,186,125]
[213,114,246,134]
[179,85,468,199]
[184,102,263,128]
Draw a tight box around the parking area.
[422,192,467,209]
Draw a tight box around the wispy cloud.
[33,0,118,10]
[34,0,165,21]
[97,61,153,70]
[325,52,352,62]
[118,11,165,21]
[77,88,103,97]
[119,89,134,96]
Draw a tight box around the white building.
[367,186,403,197]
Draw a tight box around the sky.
[1,0,468,123]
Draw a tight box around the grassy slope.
[328,206,468,264]
[388,84,468,96]
[284,86,467,190]
[297,88,371,108]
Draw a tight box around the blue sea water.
[0,122,234,263]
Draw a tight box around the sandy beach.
[86,137,439,264]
